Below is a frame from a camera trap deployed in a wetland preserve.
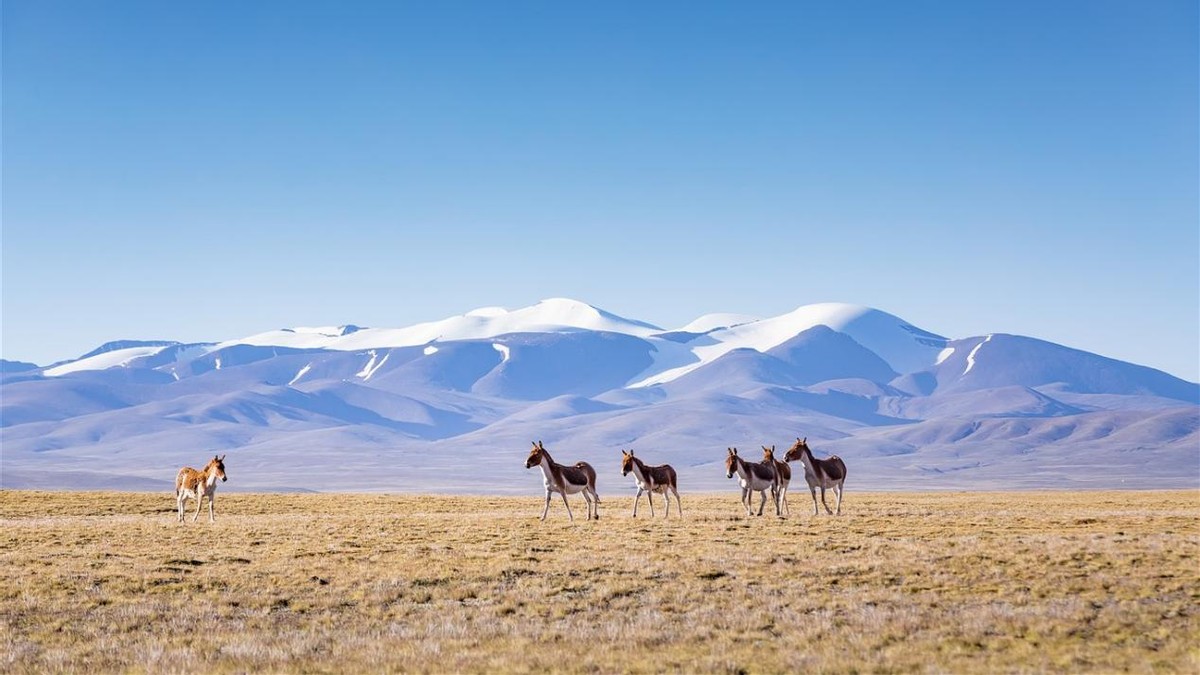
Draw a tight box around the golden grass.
[1,489,1197,673]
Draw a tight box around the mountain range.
[2,298,1196,494]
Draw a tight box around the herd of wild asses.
[173,438,847,523]
[525,438,846,521]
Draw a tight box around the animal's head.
[783,437,809,463]
[761,445,776,462]
[525,441,546,469]
[725,447,739,479]
[620,449,635,476]
[208,454,228,482]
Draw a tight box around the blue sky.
[3,1,1198,380]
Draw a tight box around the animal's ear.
[629,449,634,457]
[762,445,770,452]
[219,454,226,461]
[771,445,775,451]
[214,454,220,461]
[531,441,537,448]
[537,440,544,449]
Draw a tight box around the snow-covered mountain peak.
[215,298,659,353]
[675,313,760,334]
[282,325,362,338]
[507,297,661,335]
[464,306,509,318]
[630,303,948,387]
[44,344,176,377]
[759,303,947,373]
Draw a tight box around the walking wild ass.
[525,441,600,521]
[176,454,228,523]
[725,447,779,516]
[783,437,847,515]
[620,449,681,518]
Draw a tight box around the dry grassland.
[1,489,1197,673]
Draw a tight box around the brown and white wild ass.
[620,449,681,518]
[525,441,600,521]
[783,437,847,515]
[175,454,228,523]
[725,447,780,517]
[761,445,791,516]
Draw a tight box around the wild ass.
[175,454,228,523]
[525,441,600,521]
[725,447,779,517]
[620,449,681,518]
[783,437,847,515]
[761,445,791,516]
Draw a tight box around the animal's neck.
[630,459,649,483]
[205,467,219,487]
[538,455,559,484]
[797,448,817,472]
[735,456,753,479]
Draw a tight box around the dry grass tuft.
[1,489,1197,672]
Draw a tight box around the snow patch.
[936,347,955,365]
[423,345,439,356]
[493,343,511,362]
[289,364,312,386]
[964,335,993,375]
[356,351,389,381]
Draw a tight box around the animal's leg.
[671,487,682,518]
[208,494,216,523]
[757,489,767,516]
[561,492,574,521]
[591,488,600,520]
[741,487,752,516]
[632,488,643,518]
[820,486,834,515]
[176,493,184,523]
[582,490,594,520]
[835,483,843,515]
[810,486,819,516]
[780,484,789,516]
[541,491,552,521]
[660,490,668,518]
[647,489,656,518]
[192,493,203,523]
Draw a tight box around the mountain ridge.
[3,298,1196,492]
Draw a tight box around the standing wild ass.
[783,437,847,515]
[725,447,779,516]
[176,454,228,523]
[761,445,791,516]
[525,441,600,521]
[620,449,682,518]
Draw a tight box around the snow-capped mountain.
[2,299,1196,493]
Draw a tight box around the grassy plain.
[1,489,1197,673]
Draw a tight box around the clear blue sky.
[3,1,1198,381]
